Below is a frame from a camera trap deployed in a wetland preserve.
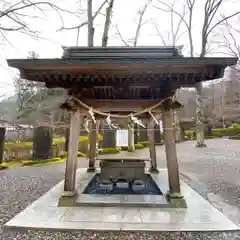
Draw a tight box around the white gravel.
[0,150,240,239]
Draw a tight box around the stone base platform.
[73,169,186,208]
[4,169,240,233]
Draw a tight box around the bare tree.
[115,0,152,46]
[218,18,240,61]
[153,0,187,142]
[155,0,240,147]
[58,0,109,46]
[153,0,187,47]
[0,0,79,43]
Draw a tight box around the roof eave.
[7,57,238,70]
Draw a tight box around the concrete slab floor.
[4,168,240,232]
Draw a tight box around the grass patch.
[138,141,149,147]
[1,150,87,168]
[99,147,121,155]
[120,143,144,151]
[0,160,22,168]
[22,157,63,166]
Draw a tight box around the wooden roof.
[7,47,237,100]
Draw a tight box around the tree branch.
[57,0,108,32]
[114,25,129,46]
[133,0,152,46]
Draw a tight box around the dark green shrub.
[184,130,194,139]
[229,135,240,140]
[121,146,129,151]
[212,127,240,137]
[184,128,240,139]
[231,123,240,129]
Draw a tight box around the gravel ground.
[0,162,66,240]
[0,139,240,239]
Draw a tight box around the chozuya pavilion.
[5,46,239,233]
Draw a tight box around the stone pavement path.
[114,139,240,226]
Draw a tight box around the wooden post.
[173,111,181,142]
[88,120,99,172]
[162,102,181,196]
[148,118,158,173]
[128,122,135,152]
[63,108,81,194]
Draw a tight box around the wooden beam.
[162,101,181,195]
[148,118,158,173]
[88,120,99,172]
[63,108,81,194]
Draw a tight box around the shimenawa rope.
[72,96,172,119]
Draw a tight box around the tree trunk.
[195,82,207,148]
[0,127,6,164]
[87,0,94,47]
[102,0,114,47]
[32,126,53,160]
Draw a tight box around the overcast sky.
[0,0,239,98]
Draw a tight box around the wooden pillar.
[128,122,135,152]
[162,102,181,196]
[173,111,181,142]
[63,109,81,194]
[148,118,158,173]
[88,120,99,172]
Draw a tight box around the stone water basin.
[83,157,162,195]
